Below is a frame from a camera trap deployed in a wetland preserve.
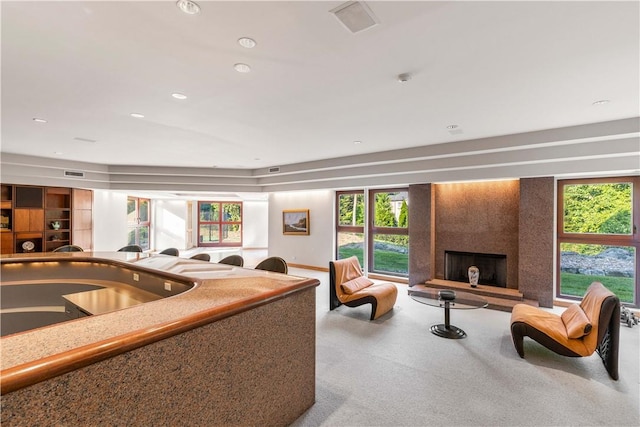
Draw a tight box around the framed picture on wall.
[283,209,310,235]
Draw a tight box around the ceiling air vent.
[330,1,379,34]
[64,170,85,178]
[268,167,281,173]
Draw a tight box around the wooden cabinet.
[72,189,93,250]
[1,184,92,254]
[12,186,45,253]
[1,232,13,254]
[14,209,45,232]
[1,184,13,254]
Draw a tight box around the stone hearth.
[416,279,539,312]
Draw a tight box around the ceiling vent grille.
[64,170,85,178]
[268,167,281,173]
[330,1,379,34]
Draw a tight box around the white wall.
[94,193,190,252]
[92,190,128,251]
[154,200,188,251]
[92,194,269,253]
[243,200,268,248]
[268,190,334,269]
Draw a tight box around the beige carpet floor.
[289,267,640,427]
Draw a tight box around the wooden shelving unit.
[45,187,72,252]
[1,184,14,254]
[0,184,93,254]
[13,186,44,253]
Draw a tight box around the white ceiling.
[1,1,639,172]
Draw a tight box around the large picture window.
[557,177,639,306]
[127,197,150,250]
[198,202,242,247]
[336,188,409,277]
[336,191,365,265]
[369,189,409,276]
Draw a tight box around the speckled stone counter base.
[1,288,316,426]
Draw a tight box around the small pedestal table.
[410,288,488,339]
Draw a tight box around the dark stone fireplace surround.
[407,178,555,307]
[445,251,507,288]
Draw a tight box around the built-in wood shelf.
[1,184,92,253]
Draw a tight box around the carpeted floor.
[289,268,640,427]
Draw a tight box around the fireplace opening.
[445,251,507,288]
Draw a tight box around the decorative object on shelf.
[51,221,61,230]
[51,234,61,241]
[0,214,9,229]
[283,209,310,235]
[22,240,35,253]
[468,265,479,288]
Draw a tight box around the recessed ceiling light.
[234,63,251,73]
[54,151,63,156]
[397,73,411,83]
[592,100,610,106]
[33,118,47,123]
[130,113,145,118]
[354,140,362,145]
[172,93,187,100]
[238,37,257,49]
[446,125,459,129]
[176,0,200,15]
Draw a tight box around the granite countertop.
[0,252,319,390]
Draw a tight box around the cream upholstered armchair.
[329,256,398,320]
[510,281,620,380]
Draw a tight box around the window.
[557,177,639,306]
[335,188,409,277]
[369,189,409,276]
[198,202,242,247]
[127,197,150,250]
[336,191,365,266]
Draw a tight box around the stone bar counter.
[0,252,319,426]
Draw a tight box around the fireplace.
[445,251,507,288]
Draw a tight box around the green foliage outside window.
[337,190,409,276]
[564,183,631,234]
[199,203,219,222]
[398,200,408,228]
[139,200,149,222]
[560,180,636,304]
[127,199,136,216]
[223,203,241,222]
[563,183,632,255]
[338,193,364,226]
[374,193,397,227]
[198,202,242,246]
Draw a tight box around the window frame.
[367,188,409,277]
[557,176,639,306]
[127,197,150,251]
[335,190,365,262]
[335,188,409,277]
[197,201,243,247]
